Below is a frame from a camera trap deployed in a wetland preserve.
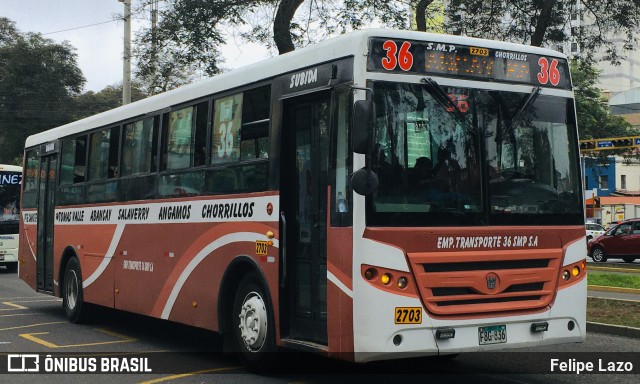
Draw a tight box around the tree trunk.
[530,0,557,47]
[415,0,434,32]
[273,0,305,54]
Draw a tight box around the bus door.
[36,155,56,293]
[281,93,329,345]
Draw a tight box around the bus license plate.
[394,307,422,324]
[478,325,507,345]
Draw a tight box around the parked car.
[587,219,640,263]
[585,223,606,243]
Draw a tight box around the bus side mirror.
[352,100,374,154]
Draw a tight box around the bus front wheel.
[232,271,277,372]
[62,257,91,323]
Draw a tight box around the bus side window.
[211,93,242,165]
[206,85,270,196]
[22,150,39,208]
[58,136,87,205]
[240,86,270,161]
[162,101,208,171]
[120,116,159,200]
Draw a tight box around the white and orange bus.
[19,29,586,369]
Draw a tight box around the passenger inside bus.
[432,146,461,192]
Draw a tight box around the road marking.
[0,321,65,331]
[0,313,37,318]
[138,366,241,383]
[10,299,62,303]
[19,328,135,348]
[0,302,28,310]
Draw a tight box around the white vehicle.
[586,223,606,242]
[0,164,22,272]
[19,29,586,369]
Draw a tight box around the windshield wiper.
[511,86,541,128]
[421,77,474,134]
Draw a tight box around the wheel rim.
[65,270,79,310]
[593,248,603,262]
[238,291,268,352]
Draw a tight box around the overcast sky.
[1,0,270,92]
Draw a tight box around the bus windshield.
[0,170,21,227]
[369,81,582,226]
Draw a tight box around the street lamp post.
[118,0,132,105]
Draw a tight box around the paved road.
[0,268,639,384]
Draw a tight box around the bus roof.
[0,164,22,172]
[25,29,567,148]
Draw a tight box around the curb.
[587,321,640,339]
[587,285,640,294]
[588,266,640,274]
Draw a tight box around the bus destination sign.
[367,37,571,89]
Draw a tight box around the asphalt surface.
[1,264,639,383]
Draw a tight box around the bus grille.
[410,251,561,317]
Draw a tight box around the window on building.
[621,174,627,189]
[600,175,608,189]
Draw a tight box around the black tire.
[623,257,636,263]
[586,236,592,244]
[5,263,18,273]
[435,353,460,361]
[231,271,277,372]
[591,247,607,263]
[62,257,91,323]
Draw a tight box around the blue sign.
[0,173,21,185]
[635,138,640,145]
[597,140,612,148]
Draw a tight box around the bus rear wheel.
[232,272,277,372]
[62,257,91,323]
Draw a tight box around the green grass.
[587,272,640,289]
[587,297,640,328]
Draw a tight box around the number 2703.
[394,307,422,324]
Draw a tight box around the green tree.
[571,60,638,161]
[72,84,148,120]
[0,18,85,163]
[446,0,640,64]
[133,0,409,90]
